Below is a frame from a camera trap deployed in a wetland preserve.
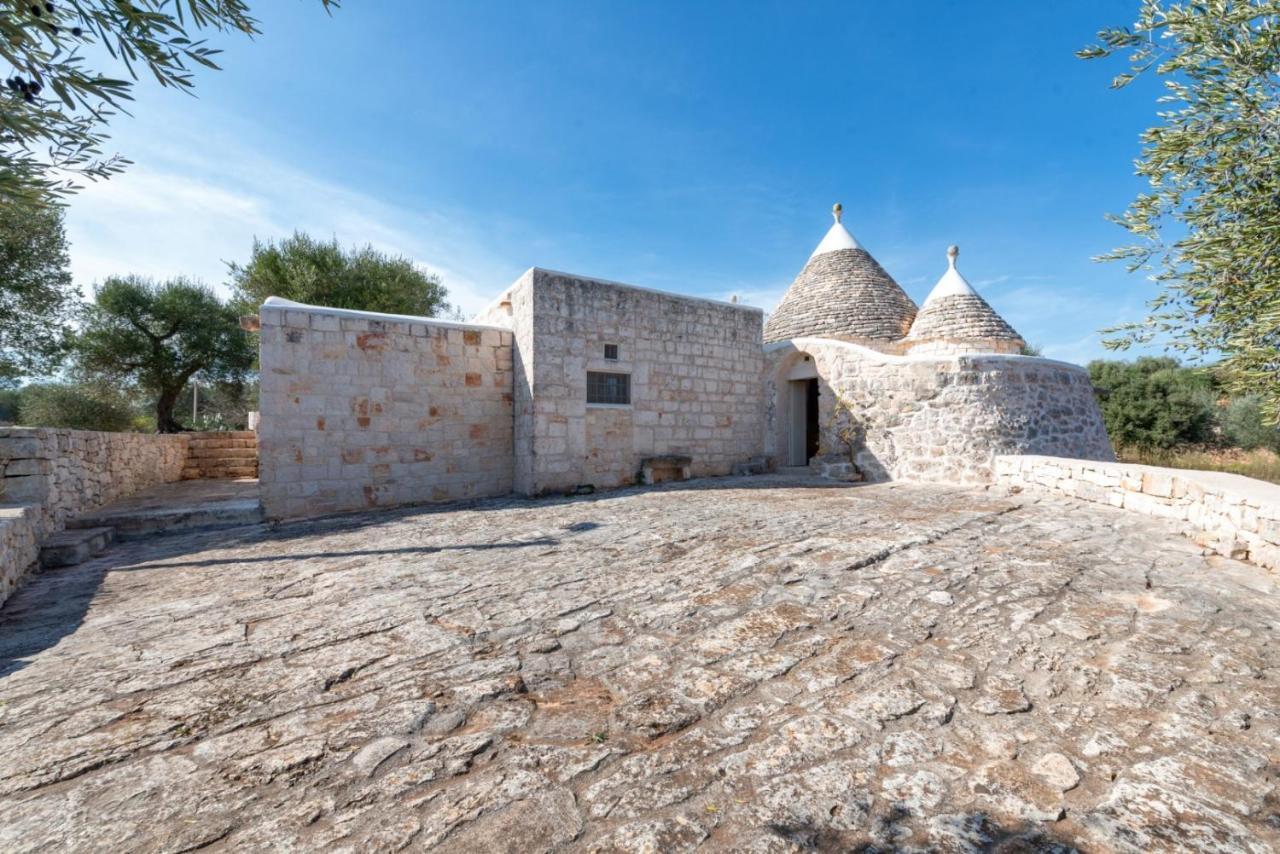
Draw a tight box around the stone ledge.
[995,454,1280,572]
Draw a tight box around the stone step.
[39,526,116,569]
[181,473,258,482]
[186,439,257,451]
[187,446,258,459]
[181,465,258,479]
[68,500,264,541]
[186,431,257,440]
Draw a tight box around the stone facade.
[995,454,1280,571]
[765,338,1114,484]
[255,206,1120,519]
[257,264,1113,518]
[257,301,514,520]
[0,427,188,605]
[477,269,765,495]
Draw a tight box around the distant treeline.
[1088,357,1279,453]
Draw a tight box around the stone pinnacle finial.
[832,202,843,224]
[947,244,959,267]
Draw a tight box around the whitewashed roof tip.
[905,245,1023,344]
[923,245,979,302]
[809,202,862,258]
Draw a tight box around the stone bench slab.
[39,526,115,569]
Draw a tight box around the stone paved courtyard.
[1,475,1278,852]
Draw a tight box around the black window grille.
[604,343,619,361]
[587,371,631,405]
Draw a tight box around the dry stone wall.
[0,427,187,606]
[995,454,1280,572]
[478,269,765,494]
[905,292,1021,346]
[763,248,917,344]
[257,302,514,519]
[766,338,1113,484]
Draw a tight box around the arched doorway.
[784,354,820,466]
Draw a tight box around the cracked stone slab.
[0,475,1278,851]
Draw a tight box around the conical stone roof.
[763,204,918,344]
[906,246,1023,345]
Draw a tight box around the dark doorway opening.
[805,377,820,463]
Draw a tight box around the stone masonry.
[0,427,187,606]
[766,339,1114,484]
[250,211,1117,519]
[257,301,514,520]
[996,454,1280,572]
[181,430,258,480]
[476,269,765,495]
[763,247,917,345]
[904,292,1024,356]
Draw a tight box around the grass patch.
[1116,446,1280,485]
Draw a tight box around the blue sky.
[65,1,1167,365]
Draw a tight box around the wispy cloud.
[61,107,1165,367]
[64,122,523,316]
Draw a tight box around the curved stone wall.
[765,337,1114,484]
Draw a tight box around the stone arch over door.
[768,349,823,469]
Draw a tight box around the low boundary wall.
[0,428,188,607]
[995,455,1280,572]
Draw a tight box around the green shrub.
[0,388,20,424]
[1221,395,1280,452]
[1088,358,1217,450]
[17,383,134,432]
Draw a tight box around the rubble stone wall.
[765,338,1113,484]
[478,269,765,495]
[995,454,1280,572]
[258,302,514,519]
[0,427,187,605]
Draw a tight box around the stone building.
[256,206,1112,519]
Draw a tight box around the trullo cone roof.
[906,245,1023,345]
[763,204,918,344]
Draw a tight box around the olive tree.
[228,232,455,318]
[0,201,78,383]
[1081,1,1280,422]
[76,276,253,433]
[1,0,336,209]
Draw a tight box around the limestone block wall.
[0,427,187,606]
[766,338,1113,484]
[258,300,514,519]
[995,455,1280,572]
[479,269,765,495]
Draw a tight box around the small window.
[587,371,631,405]
[604,343,619,361]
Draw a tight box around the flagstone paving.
[1,475,1278,852]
